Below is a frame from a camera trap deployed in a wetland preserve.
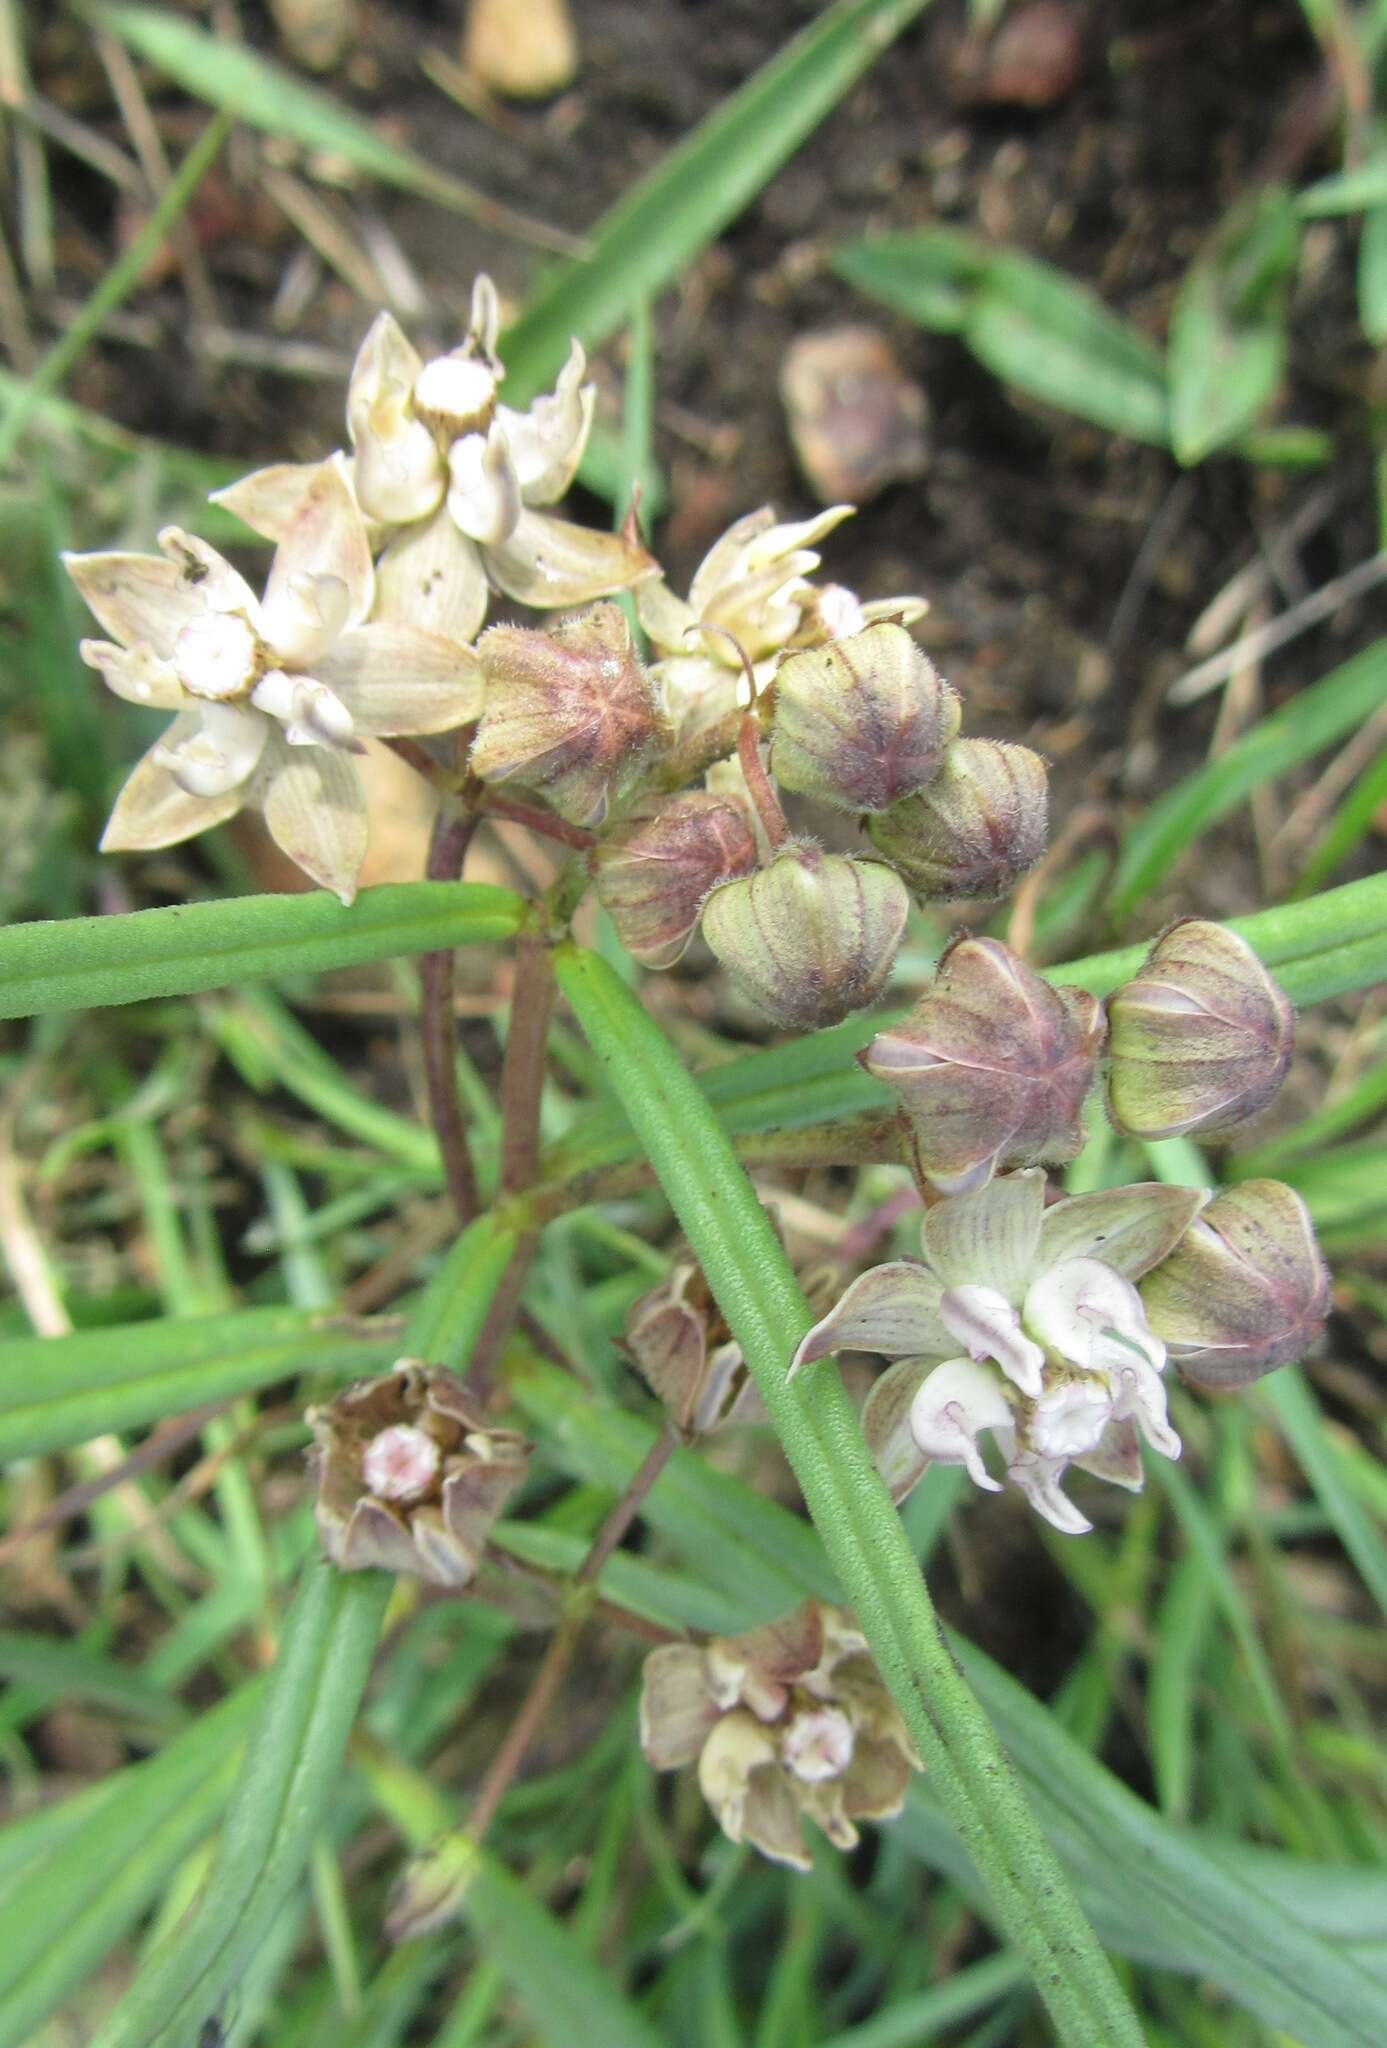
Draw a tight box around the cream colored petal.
[345,312,441,528]
[688,508,778,614]
[100,713,246,851]
[312,624,483,735]
[156,528,261,618]
[77,638,183,709]
[250,670,355,748]
[158,699,270,796]
[261,460,375,645]
[741,505,853,573]
[210,460,333,543]
[348,310,426,422]
[638,1645,721,1770]
[63,549,204,657]
[1037,1184,1207,1281]
[636,575,698,654]
[483,507,655,610]
[790,1262,949,1374]
[374,507,488,643]
[498,340,595,504]
[257,734,368,903]
[908,1356,1011,1493]
[922,1169,1047,1302]
[447,425,522,546]
[261,571,353,670]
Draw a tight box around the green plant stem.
[553,943,1143,2048]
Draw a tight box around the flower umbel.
[792,1170,1207,1533]
[639,1601,919,1869]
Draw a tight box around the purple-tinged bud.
[471,602,663,826]
[767,624,960,812]
[1139,1180,1328,1391]
[700,844,908,1030]
[307,1358,529,1585]
[864,738,1048,899]
[621,1259,763,1436]
[863,936,1104,1193]
[1106,920,1294,1141]
[593,791,759,969]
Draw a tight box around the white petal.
[740,505,853,574]
[311,624,483,735]
[688,508,778,614]
[498,339,595,504]
[77,638,182,709]
[413,350,499,432]
[345,313,444,526]
[939,1284,1045,1397]
[908,1357,1011,1493]
[251,670,355,747]
[466,273,502,366]
[790,1262,948,1375]
[483,507,655,610]
[1109,1354,1182,1463]
[636,576,698,654]
[64,548,205,658]
[1026,1377,1114,1461]
[157,700,269,796]
[1006,1451,1092,1535]
[156,528,260,618]
[1023,1257,1166,1378]
[374,506,488,644]
[211,461,333,544]
[447,425,522,546]
[922,1169,1046,1303]
[100,713,248,851]
[257,735,367,903]
[261,461,374,648]
[861,1357,932,1504]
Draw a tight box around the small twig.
[1169,552,1387,705]
[0,1401,227,1565]
[480,794,597,850]
[420,804,483,1229]
[466,1424,679,1840]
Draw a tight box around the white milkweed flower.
[64,461,481,901]
[636,503,928,741]
[214,277,653,646]
[791,1169,1210,1534]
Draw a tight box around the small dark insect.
[171,540,209,587]
[196,2023,224,2048]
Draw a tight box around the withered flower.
[866,738,1048,899]
[768,623,960,813]
[1106,920,1294,1141]
[1139,1180,1329,1391]
[308,1358,528,1584]
[864,936,1105,1193]
[639,1602,919,1870]
[471,603,665,826]
[593,790,759,969]
[700,844,909,1030]
[622,1259,764,1435]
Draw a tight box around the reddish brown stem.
[738,711,789,849]
[480,794,597,851]
[420,805,483,1227]
[466,1424,679,1840]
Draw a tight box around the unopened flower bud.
[1106,920,1294,1140]
[307,1359,529,1584]
[865,738,1048,899]
[700,844,908,1029]
[1139,1180,1329,1391]
[622,1259,764,1434]
[768,623,960,812]
[863,936,1104,1192]
[471,603,663,826]
[593,791,759,968]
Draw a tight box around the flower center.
[1027,1378,1113,1460]
[781,1704,855,1783]
[362,1424,441,1503]
[413,353,498,437]
[174,612,261,701]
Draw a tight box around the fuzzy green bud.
[767,623,960,812]
[1139,1180,1328,1391]
[471,602,663,826]
[864,737,1048,898]
[700,843,908,1029]
[593,790,759,969]
[863,935,1105,1193]
[1106,920,1294,1140]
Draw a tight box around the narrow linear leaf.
[1259,1367,1387,1625]
[0,882,526,1019]
[500,0,937,402]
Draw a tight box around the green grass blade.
[553,942,1143,2048]
[1258,1368,1387,1626]
[1167,190,1297,463]
[816,1952,1027,2048]
[0,882,525,1019]
[499,0,937,402]
[1108,638,1387,917]
[0,1304,396,1460]
[1290,741,1387,896]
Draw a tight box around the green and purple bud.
[1106,920,1294,1140]
[862,936,1105,1192]
[1140,1180,1329,1390]
[864,737,1048,899]
[700,843,908,1030]
[471,602,663,826]
[767,623,960,812]
[593,789,759,969]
